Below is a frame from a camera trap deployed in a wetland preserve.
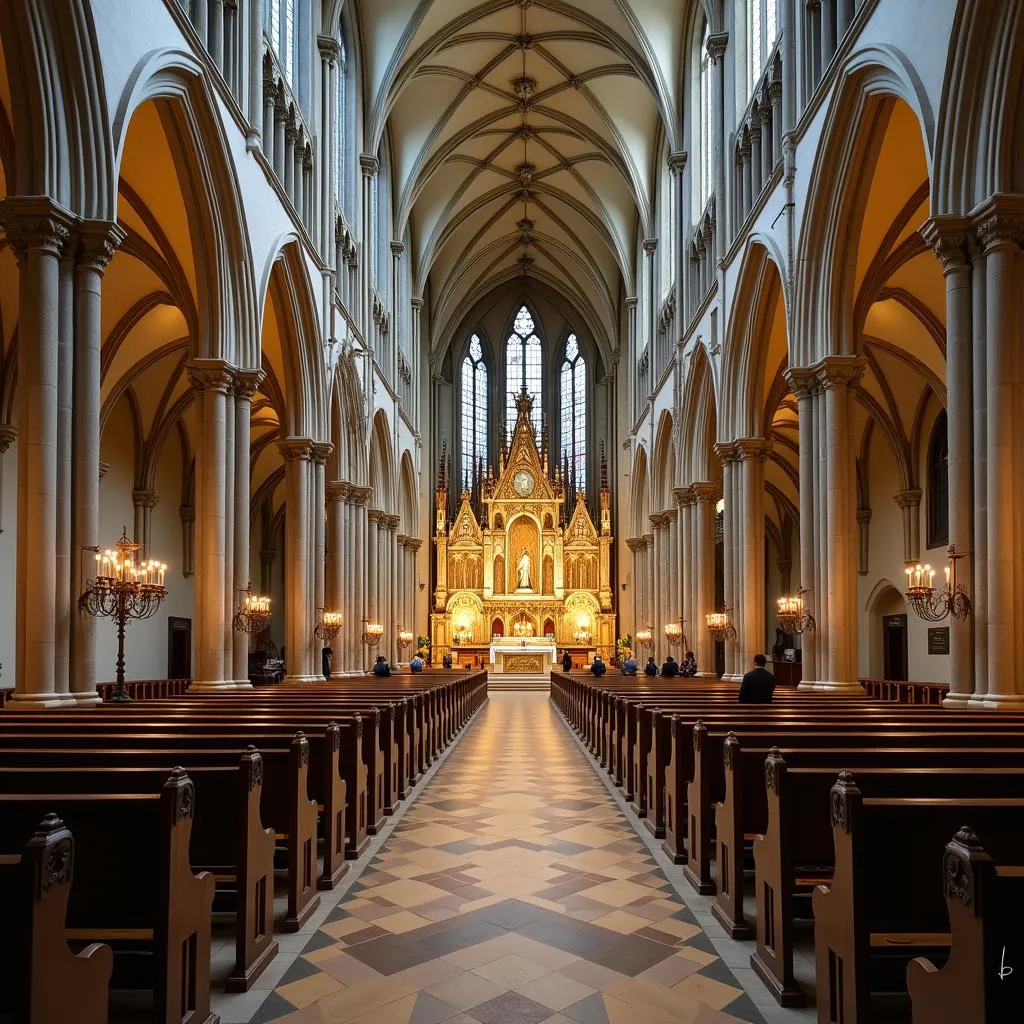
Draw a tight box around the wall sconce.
[776,588,815,634]
[634,626,653,649]
[664,618,688,648]
[314,609,344,642]
[705,608,737,642]
[361,618,384,646]
[905,545,971,622]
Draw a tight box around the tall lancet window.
[461,335,488,490]
[560,334,587,493]
[506,305,543,436]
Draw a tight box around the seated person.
[660,655,679,677]
[561,650,573,672]
[442,653,453,669]
[622,652,638,676]
[681,651,697,677]
[409,653,424,672]
[643,656,658,677]
[738,653,776,703]
[590,655,607,677]
[372,655,391,677]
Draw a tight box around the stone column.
[68,221,124,704]
[279,438,317,683]
[692,482,720,677]
[317,36,340,252]
[245,0,263,149]
[818,356,865,691]
[668,152,688,327]
[707,32,728,251]
[923,221,974,703]
[0,199,73,706]
[856,508,872,576]
[975,203,1024,707]
[188,359,234,691]
[366,509,380,623]
[970,233,989,697]
[232,370,262,686]
[326,482,347,609]
[222,381,236,684]
[737,439,771,668]
[648,514,663,656]
[312,443,332,640]
[350,487,370,669]
[389,515,401,663]
[665,508,679,634]
[892,489,923,565]
[131,490,160,559]
[56,246,73,698]
[0,426,15,536]
[674,488,691,638]
[359,155,379,336]
[715,443,741,679]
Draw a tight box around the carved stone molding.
[920,217,970,272]
[0,196,74,261]
[735,438,772,461]
[277,437,315,462]
[0,423,16,455]
[187,358,234,394]
[312,441,334,466]
[815,355,866,392]
[893,488,923,511]
[713,441,740,464]
[691,481,722,504]
[359,153,379,178]
[348,485,372,506]
[673,485,694,508]
[706,31,729,62]
[76,220,127,273]
[326,482,350,503]
[784,366,818,400]
[317,34,341,65]
[234,368,266,400]
[642,238,659,256]
[132,488,160,510]
[668,150,688,176]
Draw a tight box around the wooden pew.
[751,757,1024,1007]
[0,813,112,1024]
[0,731,321,933]
[906,826,1024,1024]
[0,750,278,991]
[0,770,218,1024]
[813,774,1024,1024]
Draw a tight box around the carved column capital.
[713,441,741,464]
[673,485,694,508]
[390,240,406,257]
[642,238,659,256]
[892,488,923,511]
[784,366,818,400]
[815,355,865,392]
[132,488,161,510]
[735,438,772,461]
[667,151,688,176]
[76,220,126,273]
[359,153,379,178]
[348,485,372,505]
[326,482,349,503]
[317,34,341,65]
[187,358,235,394]
[311,441,334,466]
[691,481,722,504]
[277,437,315,462]
[625,296,639,311]
[0,423,16,454]
[233,368,265,400]
[0,196,74,261]
[920,217,971,272]
[972,195,1024,252]
[706,31,729,62]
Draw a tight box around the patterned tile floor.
[252,693,765,1024]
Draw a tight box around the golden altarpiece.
[432,391,614,672]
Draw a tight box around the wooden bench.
[906,826,1024,1024]
[813,776,1024,1023]
[0,751,278,991]
[0,770,217,1024]
[0,813,112,1024]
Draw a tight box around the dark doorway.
[882,614,908,681]
[168,617,192,679]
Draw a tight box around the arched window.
[697,21,713,213]
[266,0,297,83]
[747,0,779,96]
[461,335,488,490]
[927,410,949,548]
[560,334,587,492]
[506,306,543,436]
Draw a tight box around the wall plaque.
[927,627,950,655]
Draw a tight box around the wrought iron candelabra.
[776,588,816,634]
[705,608,737,643]
[905,545,972,622]
[79,528,168,703]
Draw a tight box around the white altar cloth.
[488,639,558,673]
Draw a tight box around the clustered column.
[691,483,720,676]
[714,443,741,680]
[278,438,316,683]
[736,439,771,670]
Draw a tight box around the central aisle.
[254,693,764,1024]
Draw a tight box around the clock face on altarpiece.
[513,470,534,496]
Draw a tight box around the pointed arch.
[681,344,719,485]
[368,408,396,513]
[652,410,676,513]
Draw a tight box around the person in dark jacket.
[409,654,424,672]
[590,655,607,677]
[738,653,775,703]
[643,656,658,677]
[442,653,453,669]
[660,655,679,677]
[321,647,333,679]
[561,650,573,672]
[373,655,391,677]
[622,653,638,676]
[681,651,697,677]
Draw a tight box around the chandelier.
[314,609,344,642]
[361,619,385,646]
[705,609,737,642]
[397,627,414,651]
[664,618,689,648]
[634,626,653,649]
[905,545,971,622]
[80,528,168,703]
[233,584,272,635]
[776,588,815,634]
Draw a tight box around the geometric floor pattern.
[253,693,764,1024]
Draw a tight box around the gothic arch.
[722,236,789,440]
[368,408,396,513]
[630,444,650,538]
[399,450,418,537]
[652,410,676,512]
[793,46,935,366]
[680,344,719,485]
[329,351,367,484]
[933,0,1024,214]
[112,48,256,364]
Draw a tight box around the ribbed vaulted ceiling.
[358,0,691,354]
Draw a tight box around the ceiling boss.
[432,388,615,675]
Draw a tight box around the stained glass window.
[560,334,587,493]
[461,335,487,490]
[506,306,543,436]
